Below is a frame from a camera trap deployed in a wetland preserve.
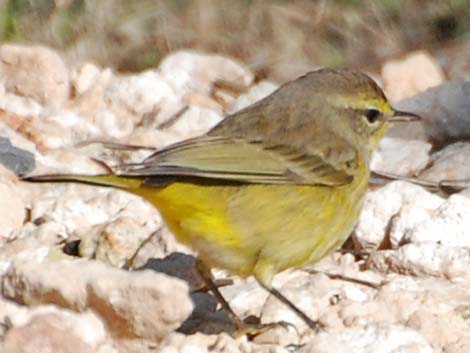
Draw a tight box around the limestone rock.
[370,137,431,176]
[1,313,96,353]
[367,243,470,279]
[158,51,253,98]
[157,332,246,353]
[2,306,108,351]
[353,181,444,251]
[382,51,445,101]
[397,194,470,248]
[0,44,70,107]
[227,81,279,114]
[1,259,193,341]
[303,324,433,353]
[0,166,26,241]
[159,106,223,139]
[420,142,470,182]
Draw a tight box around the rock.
[79,216,153,268]
[0,137,35,175]
[258,271,351,337]
[1,108,101,151]
[160,106,223,139]
[406,308,470,350]
[157,332,245,353]
[70,62,102,96]
[381,51,445,101]
[0,166,26,241]
[0,44,70,107]
[88,268,192,341]
[222,278,269,319]
[227,81,279,114]
[70,68,183,139]
[33,148,110,175]
[158,51,253,99]
[302,324,433,353]
[371,137,431,176]
[444,337,470,353]
[1,313,96,353]
[3,306,108,350]
[419,142,470,182]
[23,179,171,268]
[389,80,470,144]
[397,194,470,248]
[0,112,38,155]
[7,220,68,252]
[103,70,182,128]
[29,185,160,239]
[124,129,181,152]
[367,243,470,280]
[127,229,191,270]
[1,259,193,341]
[313,274,470,351]
[353,181,444,251]
[0,93,43,117]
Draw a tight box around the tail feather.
[23,174,143,190]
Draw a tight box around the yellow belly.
[138,168,368,286]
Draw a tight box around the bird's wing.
[117,136,356,186]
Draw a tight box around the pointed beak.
[389,109,421,123]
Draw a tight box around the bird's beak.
[389,109,421,123]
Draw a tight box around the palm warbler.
[25,68,419,335]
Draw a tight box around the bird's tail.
[23,174,144,190]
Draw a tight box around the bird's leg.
[195,258,292,338]
[195,258,243,326]
[256,280,323,332]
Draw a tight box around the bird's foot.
[232,315,298,339]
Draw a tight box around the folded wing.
[117,136,356,186]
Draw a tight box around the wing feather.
[117,136,355,186]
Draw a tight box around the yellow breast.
[138,161,369,284]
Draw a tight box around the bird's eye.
[364,109,381,124]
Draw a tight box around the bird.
[24,68,420,336]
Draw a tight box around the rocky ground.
[0,44,470,353]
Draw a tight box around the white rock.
[303,325,433,353]
[420,142,470,182]
[69,68,183,139]
[0,110,96,150]
[222,279,268,319]
[34,148,110,175]
[125,128,182,150]
[1,259,193,341]
[381,50,445,101]
[227,81,279,114]
[71,62,102,95]
[79,216,152,268]
[0,92,43,117]
[400,194,470,247]
[1,312,97,353]
[0,119,38,155]
[162,106,223,139]
[157,332,244,353]
[353,181,444,250]
[371,137,431,176]
[159,51,253,98]
[29,185,160,236]
[105,70,182,126]
[0,169,26,240]
[367,243,470,279]
[5,305,107,348]
[0,44,70,107]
